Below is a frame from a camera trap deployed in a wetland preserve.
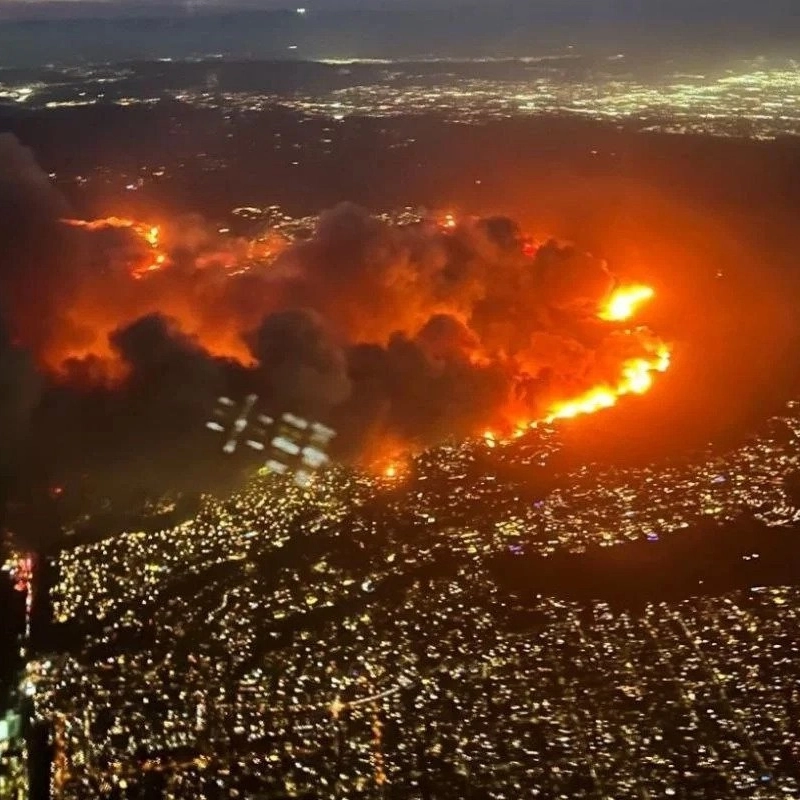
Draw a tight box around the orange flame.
[61,216,140,233]
[545,348,671,422]
[545,282,671,424]
[377,454,412,482]
[145,225,160,247]
[62,217,167,279]
[599,284,655,322]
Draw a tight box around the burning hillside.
[61,217,167,279]
[0,133,671,478]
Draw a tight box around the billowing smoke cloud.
[249,310,351,418]
[0,138,667,493]
[0,134,73,355]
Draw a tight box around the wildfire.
[546,283,670,423]
[47,210,671,454]
[545,348,670,422]
[377,455,412,482]
[144,225,160,247]
[61,216,141,233]
[599,284,655,322]
[62,217,168,279]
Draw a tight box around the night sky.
[2,0,799,22]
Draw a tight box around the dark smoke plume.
[249,309,351,418]
[0,134,74,355]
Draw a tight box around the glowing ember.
[599,284,655,322]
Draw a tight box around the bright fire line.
[545,283,670,423]
[598,284,655,322]
[545,345,671,423]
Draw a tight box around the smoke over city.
[0,134,670,486]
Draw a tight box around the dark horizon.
[4,0,800,21]
[2,1,800,69]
